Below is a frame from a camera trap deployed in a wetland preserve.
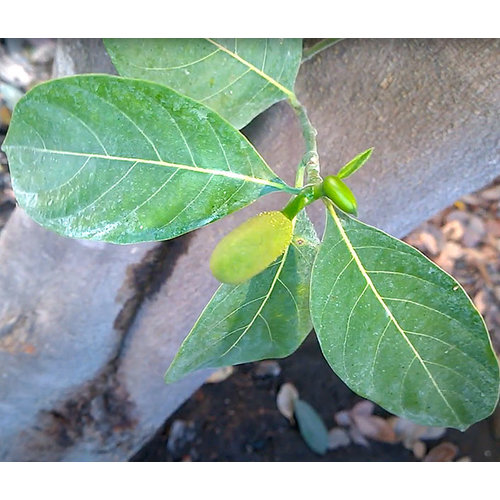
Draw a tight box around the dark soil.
[132,333,499,462]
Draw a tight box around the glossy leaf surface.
[311,204,499,430]
[165,212,319,383]
[3,75,292,244]
[104,38,302,129]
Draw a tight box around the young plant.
[2,39,498,431]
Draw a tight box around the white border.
[2,1,499,38]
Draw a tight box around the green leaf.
[165,211,319,383]
[104,38,302,129]
[2,75,294,244]
[310,203,500,430]
[293,399,329,455]
[337,148,373,179]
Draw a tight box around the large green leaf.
[2,75,294,244]
[165,211,319,383]
[310,203,499,430]
[104,38,302,129]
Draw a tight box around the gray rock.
[0,38,498,461]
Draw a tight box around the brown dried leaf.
[405,225,444,256]
[419,426,447,441]
[327,427,351,450]
[412,440,427,460]
[445,210,471,225]
[480,185,500,201]
[0,105,11,126]
[485,219,500,238]
[205,365,234,383]
[390,417,425,446]
[434,241,464,273]
[253,360,281,378]
[351,400,375,417]
[352,414,398,444]
[442,219,465,241]
[424,442,459,462]
[349,425,370,447]
[462,215,486,247]
[441,241,465,259]
[418,231,441,256]
[276,383,299,422]
[473,289,488,315]
[461,193,482,206]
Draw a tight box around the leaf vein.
[328,205,462,425]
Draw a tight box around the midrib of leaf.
[7,145,294,193]
[220,218,297,357]
[326,203,461,424]
[205,39,295,99]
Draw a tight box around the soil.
[132,333,499,462]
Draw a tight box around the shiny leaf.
[164,212,319,383]
[2,75,293,244]
[310,203,500,430]
[104,38,302,129]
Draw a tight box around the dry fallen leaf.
[276,383,299,422]
[419,426,447,441]
[480,185,500,201]
[351,400,375,417]
[433,241,465,273]
[418,231,441,256]
[328,427,351,450]
[0,105,11,126]
[390,417,426,447]
[412,440,427,460]
[462,215,486,247]
[424,442,459,462]
[352,414,398,443]
[253,360,281,378]
[389,416,446,449]
[205,365,235,383]
[442,219,465,242]
[349,425,370,447]
[473,289,488,315]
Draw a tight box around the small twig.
[301,39,343,63]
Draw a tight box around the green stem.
[281,183,323,220]
[288,94,321,187]
[301,39,343,63]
